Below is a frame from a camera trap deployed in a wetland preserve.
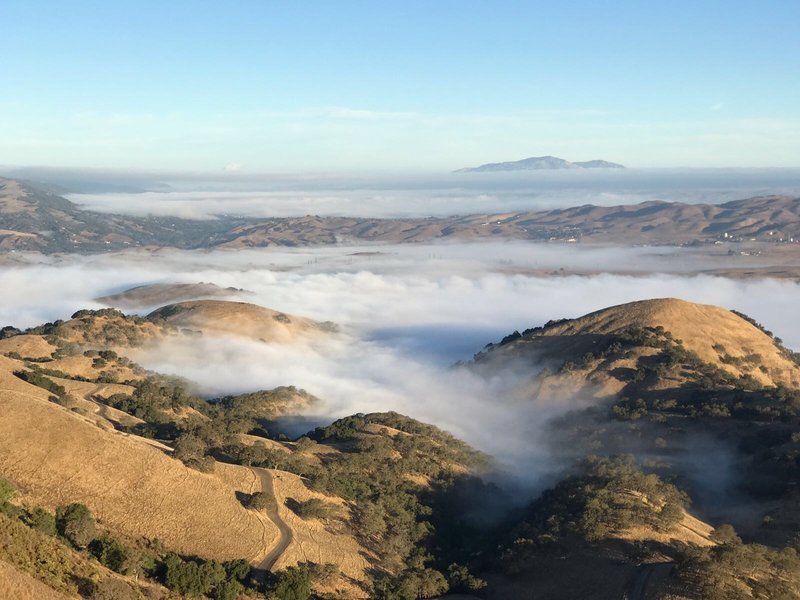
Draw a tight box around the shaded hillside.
[0,177,240,252]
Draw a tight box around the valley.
[2,287,800,598]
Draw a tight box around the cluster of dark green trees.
[676,524,800,600]
[500,456,688,573]
[77,375,491,597]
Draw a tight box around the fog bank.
[2,243,799,475]
[67,168,800,219]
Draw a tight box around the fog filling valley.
[4,242,800,489]
[65,168,800,219]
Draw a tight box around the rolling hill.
[474,297,800,400]
[2,176,799,251]
[147,300,334,342]
[0,308,486,598]
[3,297,800,598]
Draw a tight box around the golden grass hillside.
[0,560,72,600]
[542,298,799,386]
[476,298,800,400]
[0,359,278,562]
[0,348,374,595]
[0,335,56,359]
[147,299,333,343]
[269,470,373,597]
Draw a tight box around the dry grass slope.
[0,561,72,600]
[269,470,373,597]
[0,361,277,561]
[479,298,800,400]
[147,299,327,343]
[543,298,800,387]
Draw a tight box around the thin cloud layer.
[65,169,800,219]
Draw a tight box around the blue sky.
[1,1,798,172]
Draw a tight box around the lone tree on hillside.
[56,503,96,549]
[246,491,276,511]
[287,498,332,520]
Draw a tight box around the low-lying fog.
[66,168,800,219]
[3,241,800,477]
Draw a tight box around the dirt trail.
[0,383,290,570]
[252,467,293,572]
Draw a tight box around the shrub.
[376,568,449,599]
[213,579,243,600]
[89,535,138,574]
[246,491,276,512]
[0,479,14,505]
[611,398,648,421]
[288,498,331,520]
[161,553,225,596]
[12,370,66,397]
[224,558,251,582]
[710,524,742,546]
[25,507,57,536]
[272,565,312,600]
[305,561,339,584]
[56,503,96,549]
[447,563,486,592]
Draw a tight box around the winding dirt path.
[1,383,292,572]
[252,467,293,572]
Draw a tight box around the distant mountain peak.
[455,156,625,172]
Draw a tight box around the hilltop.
[1,299,331,354]
[147,300,335,342]
[455,155,625,172]
[474,298,800,400]
[96,282,247,310]
[464,298,800,599]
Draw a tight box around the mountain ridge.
[455,155,625,172]
[2,176,800,252]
